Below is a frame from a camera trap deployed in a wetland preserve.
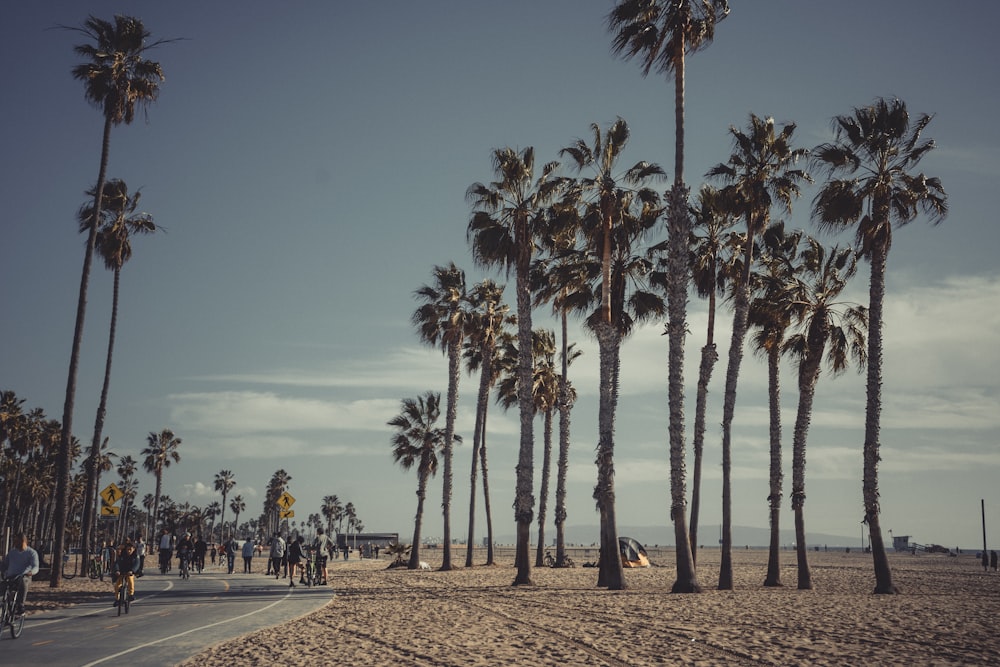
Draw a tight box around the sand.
[31,547,1000,665]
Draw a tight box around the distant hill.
[492,524,861,550]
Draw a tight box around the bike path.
[2,571,334,666]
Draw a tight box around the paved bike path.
[1,571,333,666]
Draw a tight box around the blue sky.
[2,1,998,551]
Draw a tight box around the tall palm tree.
[782,239,867,589]
[412,263,469,571]
[141,429,181,534]
[811,97,947,593]
[389,392,449,570]
[560,118,665,590]
[214,470,237,542]
[229,495,246,537]
[748,222,804,587]
[707,113,811,589]
[53,16,168,587]
[532,212,587,569]
[608,0,729,594]
[683,185,738,563]
[467,146,567,585]
[77,178,156,575]
[461,280,513,567]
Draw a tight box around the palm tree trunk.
[534,409,554,567]
[480,410,496,566]
[555,309,571,567]
[764,345,784,587]
[666,183,700,593]
[595,324,625,590]
[792,335,825,590]
[408,473,428,570]
[440,339,461,571]
[464,357,490,567]
[55,114,114,588]
[719,277,751,590]
[512,227,535,586]
[865,246,897,593]
[690,338,718,563]
[83,266,122,573]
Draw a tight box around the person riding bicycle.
[193,534,208,572]
[1,533,39,615]
[176,532,194,576]
[312,528,335,585]
[112,539,140,606]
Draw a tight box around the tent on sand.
[619,536,651,568]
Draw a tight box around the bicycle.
[178,550,191,580]
[543,550,575,568]
[301,552,317,587]
[84,555,103,580]
[0,575,26,639]
[61,552,76,580]
[114,571,133,616]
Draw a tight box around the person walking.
[269,532,285,579]
[287,535,305,587]
[158,529,172,574]
[242,538,255,573]
[135,535,146,576]
[312,528,335,586]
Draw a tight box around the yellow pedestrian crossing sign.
[276,491,296,510]
[100,504,121,516]
[100,483,123,506]
[280,510,295,519]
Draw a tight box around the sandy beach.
[30,547,1000,665]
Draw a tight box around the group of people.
[267,527,336,587]
[0,527,342,615]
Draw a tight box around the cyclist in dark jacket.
[112,539,140,606]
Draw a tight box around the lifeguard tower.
[892,534,910,552]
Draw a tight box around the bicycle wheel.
[62,554,77,580]
[10,608,24,638]
[88,561,101,580]
[117,586,124,617]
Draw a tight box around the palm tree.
[52,15,168,587]
[560,118,665,590]
[811,97,947,593]
[204,501,220,541]
[782,239,867,589]
[607,0,729,594]
[214,470,237,542]
[412,263,469,571]
[114,454,138,541]
[707,113,811,590]
[322,494,343,538]
[141,429,182,533]
[748,222,805,587]
[263,470,291,535]
[532,214,587,569]
[229,495,246,537]
[77,178,156,576]
[683,185,738,563]
[461,280,513,567]
[467,146,567,585]
[389,392,450,570]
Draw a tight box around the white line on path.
[80,589,294,667]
